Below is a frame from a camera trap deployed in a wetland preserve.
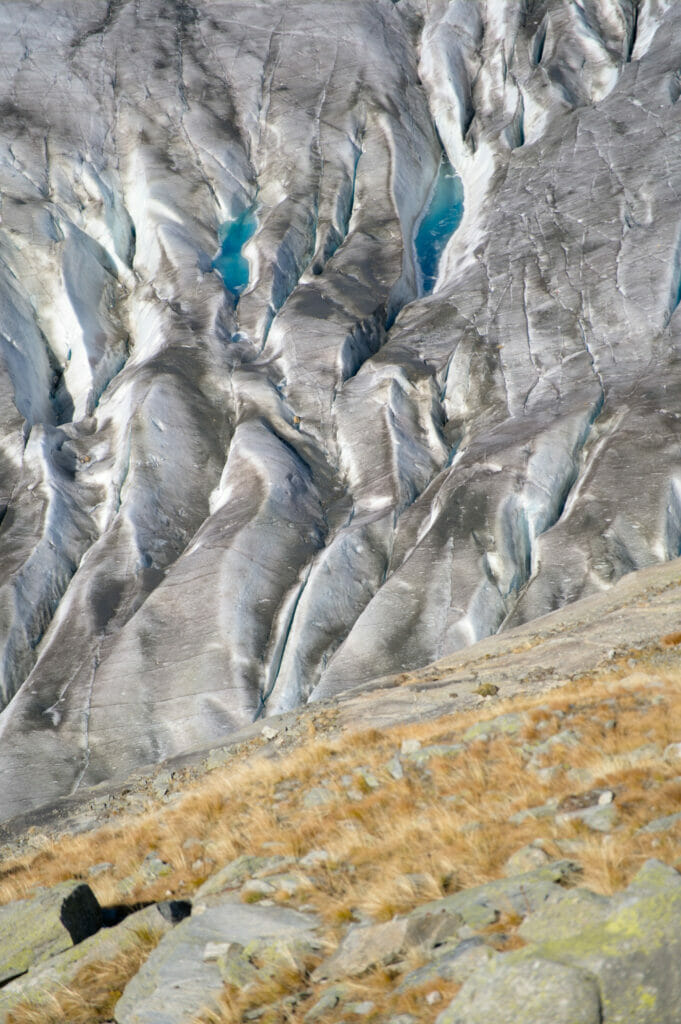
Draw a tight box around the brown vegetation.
[6,925,162,1024]
[2,649,681,1022]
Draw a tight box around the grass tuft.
[6,927,163,1024]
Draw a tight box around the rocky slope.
[1,612,681,1023]
[1,0,681,817]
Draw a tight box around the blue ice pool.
[415,156,464,294]
[213,206,257,297]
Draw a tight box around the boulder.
[312,907,462,982]
[462,714,524,743]
[637,811,681,834]
[0,902,173,1019]
[512,861,681,1023]
[619,859,681,898]
[115,898,318,1024]
[410,861,581,931]
[555,803,619,833]
[503,844,551,876]
[518,889,611,944]
[303,984,350,1023]
[0,880,102,984]
[303,787,335,808]
[195,855,291,899]
[218,933,319,988]
[402,744,464,767]
[435,956,601,1024]
[397,938,496,992]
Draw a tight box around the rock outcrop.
[5,856,679,1024]
[437,860,681,1024]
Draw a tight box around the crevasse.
[212,206,257,298]
[414,155,464,294]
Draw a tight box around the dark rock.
[156,900,192,924]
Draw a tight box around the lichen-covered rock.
[518,889,611,944]
[435,956,601,1024]
[264,873,308,897]
[503,843,551,876]
[410,861,581,931]
[240,878,276,901]
[401,743,464,766]
[512,861,681,1023]
[218,934,318,988]
[462,713,524,743]
[0,902,171,1018]
[397,938,496,992]
[619,859,681,898]
[140,853,172,880]
[0,880,102,984]
[303,984,350,1023]
[195,855,291,899]
[555,803,619,833]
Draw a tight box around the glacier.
[0,0,680,819]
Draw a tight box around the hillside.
[1,557,681,1022]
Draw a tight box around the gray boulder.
[518,888,611,944]
[435,956,601,1024]
[218,933,319,988]
[637,811,681,834]
[115,898,318,1024]
[397,938,496,992]
[410,861,580,931]
[312,907,463,982]
[502,843,551,876]
[195,855,292,900]
[446,861,681,1024]
[519,861,681,1023]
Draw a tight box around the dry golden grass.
[660,630,681,647]
[2,665,681,914]
[3,650,681,1023]
[6,925,162,1024]
[193,954,463,1024]
[194,945,321,1024]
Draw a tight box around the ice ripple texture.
[0,0,681,818]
